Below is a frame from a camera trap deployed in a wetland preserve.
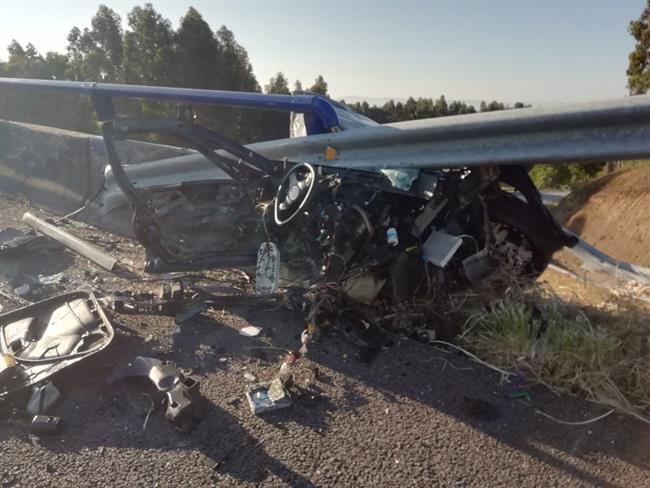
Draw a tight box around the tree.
[627,0,650,94]
[404,96,417,119]
[44,52,69,79]
[2,41,48,78]
[216,26,259,92]
[265,72,290,94]
[7,39,25,58]
[309,75,328,95]
[293,79,303,93]
[434,95,448,116]
[122,3,174,85]
[216,25,262,141]
[175,7,222,89]
[66,6,123,81]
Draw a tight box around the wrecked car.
[1,78,650,327]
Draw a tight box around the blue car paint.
[0,77,377,135]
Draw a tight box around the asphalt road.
[0,197,648,488]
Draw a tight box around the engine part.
[342,273,386,305]
[422,230,463,268]
[107,356,205,432]
[411,197,447,237]
[462,249,500,284]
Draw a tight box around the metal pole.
[22,212,118,272]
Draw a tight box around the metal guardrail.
[0,77,340,132]
[248,94,650,170]
[3,78,650,170]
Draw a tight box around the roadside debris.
[13,284,30,298]
[106,356,205,432]
[0,227,52,253]
[255,242,280,295]
[0,291,113,435]
[0,291,114,401]
[174,304,208,324]
[36,272,65,286]
[246,378,292,415]
[26,381,61,416]
[28,415,63,435]
[110,281,185,316]
[22,212,118,272]
[239,326,262,337]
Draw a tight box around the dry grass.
[450,279,650,420]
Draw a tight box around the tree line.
[0,3,523,143]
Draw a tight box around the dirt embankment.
[554,167,650,266]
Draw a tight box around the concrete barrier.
[0,120,193,235]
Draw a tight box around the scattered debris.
[0,291,114,401]
[243,372,256,382]
[111,281,185,316]
[239,326,262,337]
[22,212,118,272]
[0,227,51,253]
[174,304,207,324]
[246,378,292,415]
[255,242,280,295]
[28,415,63,435]
[13,285,30,298]
[107,356,205,432]
[36,273,65,286]
[0,354,16,384]
[26,382,61,416]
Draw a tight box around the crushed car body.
[2,78,650,317]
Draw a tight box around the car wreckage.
[2,79,650,323]
[2,78,650,428]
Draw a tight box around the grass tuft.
[455,283,650,419]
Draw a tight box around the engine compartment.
[262,164,573,317]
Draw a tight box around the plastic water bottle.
[386,227,399,246]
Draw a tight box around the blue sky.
[0,0,644,104]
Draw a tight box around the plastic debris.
[246,378,292,415]
[386,227,399,246]
[26,382,61,416]
[239,326,262,337]
[14,284,30,297]
[255,242,280,295]
[37,272,65,285]
[28,415,63,435]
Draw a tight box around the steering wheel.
[274,163,317,226]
